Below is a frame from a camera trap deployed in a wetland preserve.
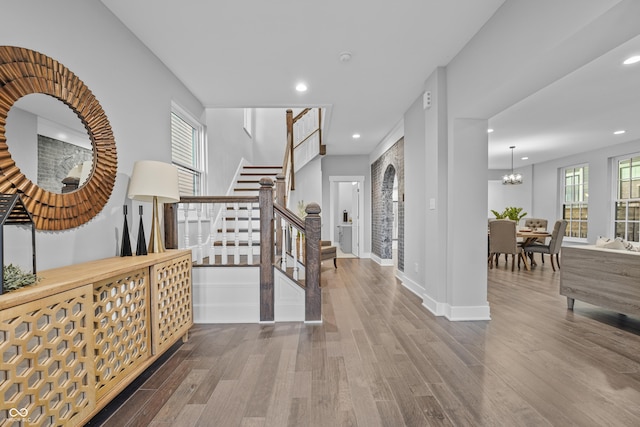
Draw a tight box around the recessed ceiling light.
[614,130,626,135]
[339,52,352,62]
[623,55,640,65]
[295,82,307,92]
[521,156,529,160]
[487,128,494,133]
[352,133,361,139]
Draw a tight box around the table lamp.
[127,160,180,253]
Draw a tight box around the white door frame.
[329,176,365,257]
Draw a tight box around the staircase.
[233,165,281,195]
[205,165,280,265]
[164,108,325,324]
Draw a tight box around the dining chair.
[488,219,528,271]
[525,219,568,271]
[522,217,549,262]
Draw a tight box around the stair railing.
[281,108,324,206]
[164,178,321,322]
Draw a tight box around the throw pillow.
[599,237,626,250]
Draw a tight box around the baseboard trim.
[443,304,491,321]
[397,272,425,299]
[371,253,393,266]
[422,295,447,317]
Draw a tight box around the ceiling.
[100,0,640,169]
[100,0,504,156]
[489,32,640,170]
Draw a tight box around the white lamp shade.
[127,160,180,203]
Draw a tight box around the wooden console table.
[0,249,192,426]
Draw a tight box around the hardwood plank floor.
[88,257,640,426]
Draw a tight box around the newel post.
[164,202,178,250]
[304,202,322,322]
[275,174,286,258]
[259,178,275,322]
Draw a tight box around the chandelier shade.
[502,146,523,185]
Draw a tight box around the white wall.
[1,1,204,270]
[487,164,533,221]
[533,138,640,243]
[289,157,322,217]
[378,0,640,320]
[4,107,37,180]
[206,108,253,195]
[402,93,426,294]
[254,108,287,166]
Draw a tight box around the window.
[171,105,205,196]
[562,165,588,239]
[614,154,640,242]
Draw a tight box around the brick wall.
[37,135,92,193]
[371,138,404,271]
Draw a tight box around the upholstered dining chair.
[525,219,568,271]
[488,219,528,271]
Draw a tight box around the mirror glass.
[5,94,93,194]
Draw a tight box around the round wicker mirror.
[0,46,117,230]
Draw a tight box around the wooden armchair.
[321,240,337,268]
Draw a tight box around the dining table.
[487,227,552,271]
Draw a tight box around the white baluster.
[196,205,203,264]
[247,202,253,265]
[183,203,190,249]
[292,226,299,280]
[299,232,304,263]
[234,203,240,264]
[208,205,216,264]
[281,218,287,270]
[222,204,228,265]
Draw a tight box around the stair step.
[243,165,281,169]
[240,172,279,176]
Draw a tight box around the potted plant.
[2,264,40,293]
[491,206,527,222]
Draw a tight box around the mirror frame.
[0,46,117,230]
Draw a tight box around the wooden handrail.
[282,109,295,192]
[293,107,311,123]
[274,202,305,230]
[163,177,322,322]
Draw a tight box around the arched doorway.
[381,164,397,261]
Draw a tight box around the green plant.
[2,264,40,293]
[297,200,307,220]
[491,206,527,222]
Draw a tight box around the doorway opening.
[381,164,397,265]
[329,176,365,258]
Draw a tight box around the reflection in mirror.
[5,94,93,194]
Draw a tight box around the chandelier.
[502,146,523,185]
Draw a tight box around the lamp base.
[148,196,166,253]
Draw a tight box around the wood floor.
[88,257,640,427]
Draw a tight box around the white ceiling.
[489,32,640,170]
[100,0,505,156]
[100,0,640,169]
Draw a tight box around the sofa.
[560,245,640,317]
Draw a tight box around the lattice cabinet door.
[0,285,95,427]
[92,267,151,400]
[150,253,193,355]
